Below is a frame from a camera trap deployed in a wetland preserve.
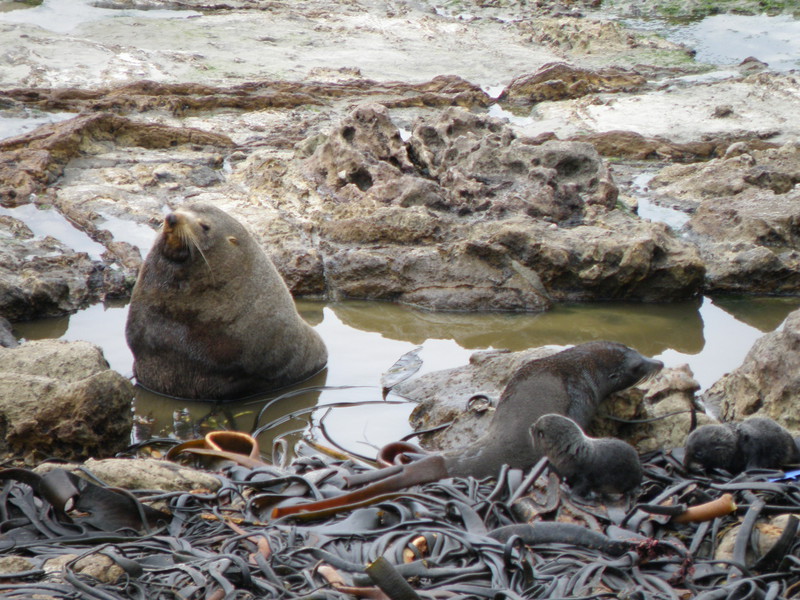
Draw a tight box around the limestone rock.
[0,317,17,348]
[35,458,222,492]
[0,339,134,461]
[0,212,114,320]
[499,62,645,106]
[651,142,800,293]
[44,553,124,584]
[307,104,617,222]
[400,347,557,451]
[705,308,800,432]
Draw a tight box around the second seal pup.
[532,413,643,496]
[126,203,328,400]
[684,417,800,474]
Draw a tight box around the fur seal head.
[125,203,328,401]
[685,417,800,474]
[532,413,643,496]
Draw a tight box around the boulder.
[35,458,222,492]
[306,104,617,222]
[302,105,703,309]
[498,62,645,106]
[704,308,800,432]
[651,142,800,293]
[0,340,134,462]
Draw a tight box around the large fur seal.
[532,413,643,496]
[272,341,663,518]
[125,203,327,401]
[684,417,800,474]
[442,341,663,479]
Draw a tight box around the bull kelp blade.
[366,556,421,600]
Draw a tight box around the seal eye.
[200,223,211,232]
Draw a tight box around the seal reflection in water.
[125,203,328,401]
[532,413,643,496]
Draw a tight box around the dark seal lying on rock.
[442,341,663,479]
[273,341,662,518]
[532,413,643,496]
[684,417,800,474]
[125,203,327,401]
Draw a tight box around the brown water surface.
[13,294,800,460]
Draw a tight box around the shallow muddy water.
[12,294,800,461]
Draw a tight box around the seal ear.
[227,236,239,246]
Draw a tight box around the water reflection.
[0,203,107,260]
[0,0,200,34]
[12,295,800,457]
[625,13,800,71]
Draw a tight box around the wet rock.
[0,112,234,203]
[705,308,800,432]
[0,317,17,348]
[44,553,124,584]
[35,458,222,492]
[651,142,800,293]
[0,340,134,462]
[498,62,646,106]
[0,212,112,320]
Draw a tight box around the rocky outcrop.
[0,212,126,320]
[704,308,800,432]
[651,142,800,294]
[304,105,703,309]
[0,112,234,204]
[0,340,134,462]
[498,62,646,106]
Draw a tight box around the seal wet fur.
[125,203,327,401]
[532,413,643,496]
[442,341,663,479]
[684,417,800,474]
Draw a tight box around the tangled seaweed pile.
[0,444,799,600]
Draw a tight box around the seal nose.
[165,213,178,228]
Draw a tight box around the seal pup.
[442,341,663,479]
[125,203,327,401]
[272,341,663,518]
[684,417,800,474]
[532,413,643,496]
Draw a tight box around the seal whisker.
[182,225,215,284]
